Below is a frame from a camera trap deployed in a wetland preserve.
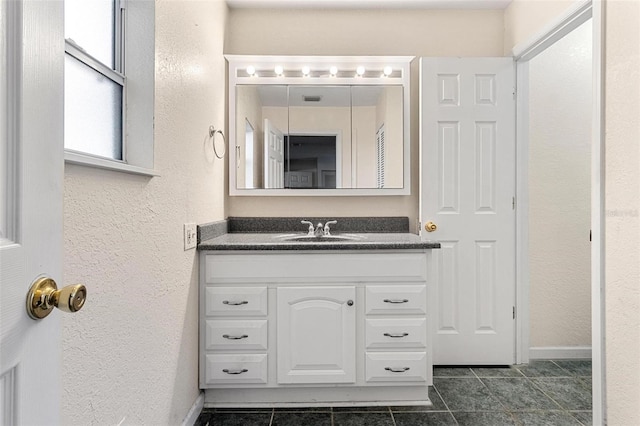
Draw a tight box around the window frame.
[64,0,156,176]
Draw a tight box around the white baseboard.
[182,392,205,426]
[529,346,592,360]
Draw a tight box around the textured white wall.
[604,0,640,423]
[528,19,592,348]
[61,1,228,424]
[225,8,504,228]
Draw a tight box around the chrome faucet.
[301,219,338,237]
[301,220,314,235]
[324,220,337,236]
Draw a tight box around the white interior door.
[420,57,516,365]
[0,0,64,424]
[263,118,284,188]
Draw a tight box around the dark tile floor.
[195,360,592,426]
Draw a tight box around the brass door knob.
[26,277,87,320]
[425,221,437,232]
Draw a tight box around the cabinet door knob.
[347,300,354,306]
[425,221,437,232]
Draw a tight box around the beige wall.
[61,0,228,424]
[603,1,640,423]
[528,19,592,348]
[503,0,577,54]
[225,8,504,227]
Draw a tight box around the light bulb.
[383,66,393,76]
[274,65,284,76]
[329,66,338,76]
[356,66,365,76]
[246,66,256,76]
[302,66,310,76]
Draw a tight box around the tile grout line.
[518,367,575,418]
[472,369,515,415]
[387,406,397,426]
[431,383,459,425]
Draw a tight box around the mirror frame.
[226,55,413,196]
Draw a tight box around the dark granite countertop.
[197,217,440,251]
[198,232,439,251]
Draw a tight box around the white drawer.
[204,354,268,385]
[204,286,268,317]
[365,318,427,350]
[206,253,427,282]
[365,352,428,383]
[205,319,268,351]
[365,285,427,315]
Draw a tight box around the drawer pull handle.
[222,368,248,375]
[383,299,409,304]
[222,334,249,340]
[385,367,411,373]
[384,332,409,338]
[223,300,249,306]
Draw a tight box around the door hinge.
[512,196,516,210]
[513,306,516,319]
[416,219,422,233]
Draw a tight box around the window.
[64,0,155,175]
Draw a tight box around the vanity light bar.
[237,66,402,79]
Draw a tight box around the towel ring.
[209,126,226,159]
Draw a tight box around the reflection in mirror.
[351,86,403,189]
[288,86,349,189]
[234,85,403,190]
[235,85,287,189]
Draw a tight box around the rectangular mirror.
[228,56,412,196]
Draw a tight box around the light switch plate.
[184,223,197,250]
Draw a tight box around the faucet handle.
[324,220,338,235]
[301,220,314,235]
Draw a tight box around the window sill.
[64,151,159,177]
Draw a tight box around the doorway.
[513,0,604,423]
[285,134,338,189]
[526,18,593,360]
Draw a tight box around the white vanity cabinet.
[199,250,433,407]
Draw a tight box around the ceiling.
[226,0,513,10]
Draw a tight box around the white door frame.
[512,0,605,424]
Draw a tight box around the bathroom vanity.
[198,218,439,407]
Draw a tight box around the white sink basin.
[274,234,364,242]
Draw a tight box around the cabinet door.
[277,286,356,384]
